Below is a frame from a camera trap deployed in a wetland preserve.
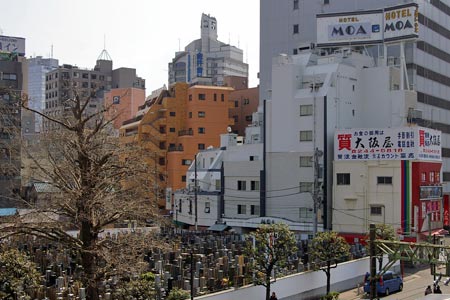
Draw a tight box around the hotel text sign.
[317,3,419,47]
[335,127,441,161]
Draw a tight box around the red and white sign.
[335,127,441,161]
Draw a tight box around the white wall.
[197,257,400,300]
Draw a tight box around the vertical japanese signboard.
[335,127,441,161]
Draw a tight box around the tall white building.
[26,56,58,132]
[168,13,248,86]
[260,0,450,197]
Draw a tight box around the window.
[181,175,186,182]
[82,73,89,79]
[293,48,298,55]
[299,207,313,218]
[250,156,259,161]
[159,141,166,149]
[251,181,260,191]
[436,172,440,182]
[82,82,89,88]
[293,0,299,10]
[299,156,313,167]
[198,143,205,150]
[370,206,383,216]
[293,24,299,34]
[377,176,392,184]
[430,172,435,183]
[238,204,246,214]
[198,127,205,134]
[169,127,175,132]
[214,93,217,101]
[198,111,205,118]
[233,115,238,123]
[221,94,225,101]
[421,172,426,182]
[324,0,329,4]
[178,199,182,213]
[299,182,313,193]
[337,173,350,185]
[251,205,260,215]
[198,93,206,100]
[91,74,97,80]
[245,115,252,122]
[189,112,192,118]
[169,111,176,117]
[244,98,250,105]
[205,202,210,213]
[215,179,221,190]
[182,159,192,165]
[238,180,247,191]
[99,75,105,81]
[73,72,79,78]
[189,94,192,101]
[300,104,313,116]
[234,100,239,107]
[299,130,313,141]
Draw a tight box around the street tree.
[309,231,350,296]
[166,287,190,300]
[366,223,398,271]
[0,247,42,300]
[244,223,297,300]
[0,88,162,299]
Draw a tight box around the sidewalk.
[339,272,419,300]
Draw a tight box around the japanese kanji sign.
[335,127,441,161]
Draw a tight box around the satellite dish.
[227,126,232,133]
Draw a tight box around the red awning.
[420,228,449,236]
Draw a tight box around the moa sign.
[317,3,419,47]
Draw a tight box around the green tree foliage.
[166,287,190,300]
[309,231,350,295]
[0,248,41,300]
[244,223,298,300]
[113,272,155,300]
[367,224,398,271]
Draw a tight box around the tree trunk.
[326,262,331,295]
[80,220,98,300]
[266,267,272,300]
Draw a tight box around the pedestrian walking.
[425,285,432,295]
[270,291,278,300]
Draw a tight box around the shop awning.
[207,223,230,232]
[420,228,449,236]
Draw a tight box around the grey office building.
[260,0,450,193]
[43,52,145,132]
[169,13,248,86]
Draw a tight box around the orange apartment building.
[229,86,259,136]
[104,87,145,131]
[120,83,234,209]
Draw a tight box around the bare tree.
[1,88,162,299]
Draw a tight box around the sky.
[2,0,260,94]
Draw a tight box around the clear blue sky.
[2,0,259,93]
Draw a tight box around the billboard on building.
[335,127,441,161]
[317,3,419,47]
[0,35,25,56]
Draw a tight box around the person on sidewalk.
[434,285,442,294]
[270,292,278,300]
[425,285,432,295]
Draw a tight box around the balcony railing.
[168,145,184,152]
[178,129,193,136]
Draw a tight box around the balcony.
[178,129,193,136]
[168,145,184,152]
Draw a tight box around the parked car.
[363,271,403,296]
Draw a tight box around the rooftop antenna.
[97,34,112,61]
[228,32,231,45]
[178,38,181,51]
[51,44,53,58]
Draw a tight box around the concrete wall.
[197,256,399,300]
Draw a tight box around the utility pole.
[369,223,377,300]
[194,154,198,231]
[313,147,323,236]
